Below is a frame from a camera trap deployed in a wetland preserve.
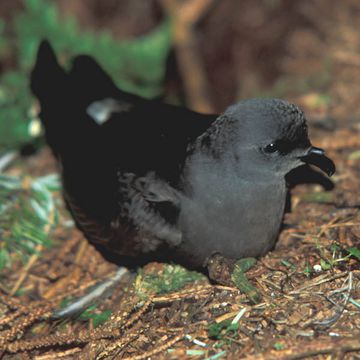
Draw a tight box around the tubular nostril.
[310,146,325,156]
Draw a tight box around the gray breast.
[178,157,287,266]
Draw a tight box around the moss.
[135,263,206,296]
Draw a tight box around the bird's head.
[196,98,335,178]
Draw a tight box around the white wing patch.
[86,98,132,125]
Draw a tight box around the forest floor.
[1,1,360,359]
[1,118,360,360]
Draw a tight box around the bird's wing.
[84,96,218,186]
[32,41,217,180]
[118,172,182,246]
[31,41,218,248]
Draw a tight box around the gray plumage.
[175,99,318,265]
[31,41,335,273]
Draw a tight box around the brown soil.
[1,1,360,359]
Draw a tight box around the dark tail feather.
[31,40,120,102]
[71,55,118,100]
[30,40,136,155]
[30,41,116,149]
[31,42,119,229]
[30,41,69,154]
[31,40,66,105]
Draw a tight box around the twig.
[0,304,53,347]
[10,207,55,296]
[160,0,215,113]
[34,347,82,360]
[52,267,128,318]
[45,234,82,282]
[243,336,360,360]
[289,272,348,295]
[10,244,44,296]
[153,284,213,303]
[95,328,145,360]
[312,272,353,329]
[121,332,185,360]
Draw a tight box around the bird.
[31,40,335,278]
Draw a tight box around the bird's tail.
[30,40,123,155]
[31,41,123,222]
[30,40,66,110]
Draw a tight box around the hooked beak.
[299,147,336,176]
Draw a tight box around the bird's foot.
[206,253,237,286]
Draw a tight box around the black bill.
[300,147,336,177]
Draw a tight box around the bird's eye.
[263,143,278,153]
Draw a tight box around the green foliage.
[79,305,112,327]
[0,72,41,150]
[0,0,172,151]
[15,0,172,97]
[280,259,297,271]
[136,264,205,295]
[208,319,239,340]
[0,174,60,271]
[303,261,312,276]
[231,258,261,304]
[347,246,360,260]
[320,258,332,271]
[315,241,360,271]
[273,342,286,350]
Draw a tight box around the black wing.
[31,40,217,247]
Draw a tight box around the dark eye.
[264,143,278,153]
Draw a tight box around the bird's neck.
[184,157,287,200]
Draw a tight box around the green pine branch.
[0,173,60,271]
